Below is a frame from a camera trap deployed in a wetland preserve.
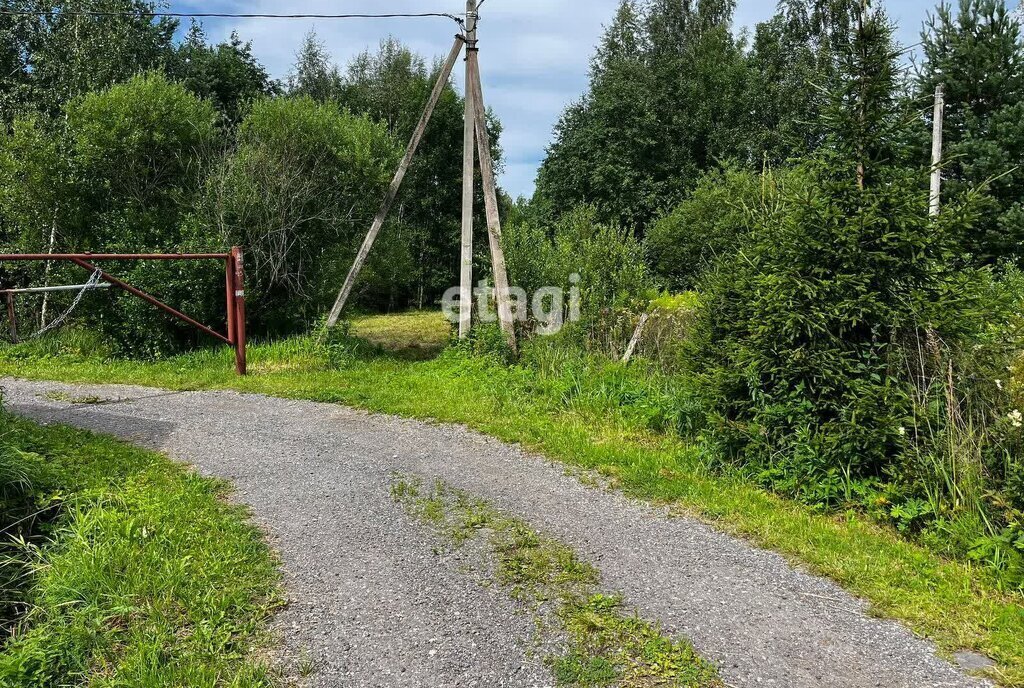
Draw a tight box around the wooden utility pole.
[468,49,516,351]
[459,0,478,339]
[328,5,515,348]
[929,84,945,218]
[326,35,466,328]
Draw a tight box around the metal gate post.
[231,247,247,376]
[226,254,237,347]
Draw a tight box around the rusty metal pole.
[232,247,247,376]
[5,293,16,343]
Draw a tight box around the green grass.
[0,409,281,687]
[391,476,722,687]
[349,311,452,360]
[1,323,1023,685]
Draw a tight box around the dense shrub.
[204,96,398,335]
[503,207,653,355]
[0,73,224,356]
[688,157,1002,480]
[645,166,764,291]
[685,152,1024,588]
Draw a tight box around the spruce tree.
[535,0,746,232]
[916,0,1024,264]
[687,0,1003,500]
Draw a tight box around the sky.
[167,0,1021,199]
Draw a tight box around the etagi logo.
[442,274,581,335]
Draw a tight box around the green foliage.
[503,207,653,353]
[741,0,858,164]
[0,73,223,356]
[682,3,1024,597]
[68,72,220,248]
[5,0,178,119]
[0,408,279,686]
[916,0,1024,264]
[336,38,500,311]
[535,0,749,231]
[206,95,398,334]
[5,332,1024,681]
[168,23,276,125]
[287,30,345,102]
[644,165,766,290]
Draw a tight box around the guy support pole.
[327,35,466,328]
[468,47,517,351]
[459,0,478,339]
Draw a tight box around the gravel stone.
[1,379,996,688]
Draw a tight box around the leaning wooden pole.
[458,0,479,339]
[468,50,516,352]
[929,83,945,218]
[326,34,466,328]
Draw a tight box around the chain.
[29,270,104,340]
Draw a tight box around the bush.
[503,207,653,356]
[644,166,764,291]
[686,158,1018,507]
[0,73,225,356]
[205,96,398,335]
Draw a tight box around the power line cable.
[0,9,466,27]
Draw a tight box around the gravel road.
[1,378,995,688]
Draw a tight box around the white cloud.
[178,0,942,198]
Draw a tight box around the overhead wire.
[0,8,467,28]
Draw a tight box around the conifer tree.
[686,0,1004,498]
[535,0,746,232]
[916,0,1024,264]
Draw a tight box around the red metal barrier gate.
[0,248,247,375]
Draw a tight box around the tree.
[644,166,765,290]
[67,72,220,248]
[288,30,344,103]
[534,0,748,233]
[0,1,37,120]
[20,0,177,116]
[685,0,1006,505]
[534,1,660,230]
[168,22,275,124]
[206,96,398,333]
[916,0,1024,264]
[741,0,858,164]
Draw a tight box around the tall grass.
[0,404,281,687]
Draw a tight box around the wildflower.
[1009,410,1023,428]
[996,379,1004,391]
[897,426,907,437]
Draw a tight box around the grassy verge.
[1,321,1023,685]
[0,407,281,687]
[391,475,722,687]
